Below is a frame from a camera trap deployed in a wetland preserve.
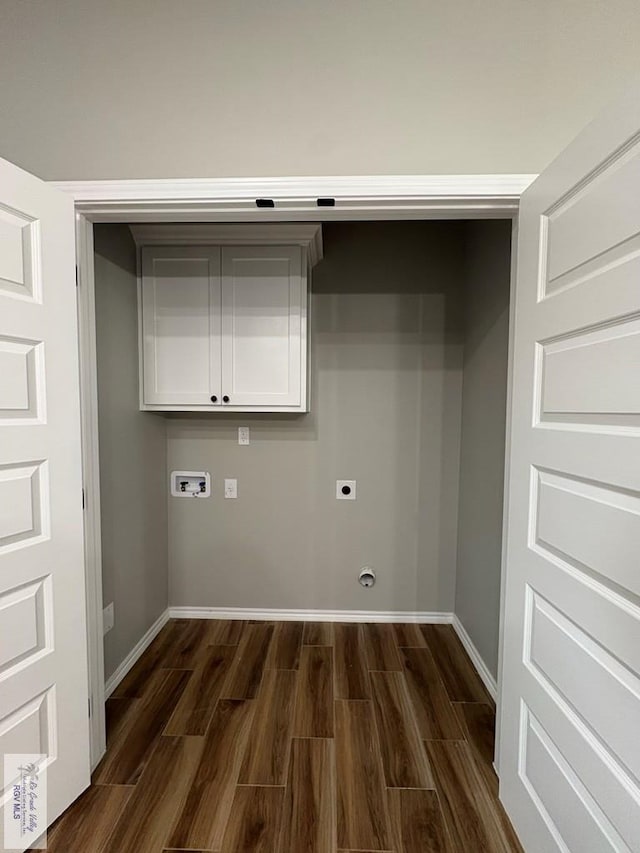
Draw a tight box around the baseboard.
[139,607,495,701]
[451,615,497,701]
[168,606,454,625]
[104,608,170,698]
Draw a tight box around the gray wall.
[92,219,512,676]
[1,2,640,179]
[94,225,169,680]
[455,220,512,678]
[167,223,464,613]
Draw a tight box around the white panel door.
[221,245,305,408]
[140,246,221,407]
[499,86,640,852]
[0,158,90,844]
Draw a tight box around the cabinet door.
[221,246,305,408]
[140,246,221,407]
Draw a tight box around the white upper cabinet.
[132,224,322,412]
[140,246,221,407]
[221,245,304,408]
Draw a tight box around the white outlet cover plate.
[103,602,114,635]
[336,480,356,500]
[238,426,250,445]
[225,478,238,499]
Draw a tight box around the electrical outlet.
[103,602,114,635]
[238,426,250,445]
[224,478,238,499]
[336,480,356,500]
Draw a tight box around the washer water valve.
[171,470,211,498]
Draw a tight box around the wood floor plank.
[393,622,428,648]
[168,699,255,851]
[239,668,297,784]
[303,621,333,646]
[267,620,304,669]
[47,784,133,853]
[370,671,434,789]
[112,620,188,698]
[335,700,391,851]
[221,786,284,853]
[425,740,520,853]
[164,644,237,736]
[51,618,513,853]
[94,669,191,785]
[221,622,275,698]
[401,648,465,740]
[454,702,498,795]
[387,788,452,853]
[292,646,334,738]
[334,623,370,699]
[162,619,211,669]
[453,704,524,851]
[278,738,336,853]
[421,625,491,703]
[104,696,139,746]
[207,618,245,644]
[363,623,403,671]
[105,735,203,853]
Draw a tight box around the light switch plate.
[336,480,356,500]
[238,426,250,445]
[225,478,238,499]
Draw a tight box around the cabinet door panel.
[141,246,221,406]
[221,246,305,408]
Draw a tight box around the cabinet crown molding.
[129,223,323,267]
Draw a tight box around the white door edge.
[75,214,107,770]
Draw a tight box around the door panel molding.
[0,156,91,838]
[500,84,640,851]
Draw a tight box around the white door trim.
[494,216,520,777]
[52,173,535,222]
[75,213,107,770]
[67,173,531,770]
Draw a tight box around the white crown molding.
[451,615,497,701]
[51,173,537,200]
[104,608,170,698]
[50,174,537,222]
[129,222,323,267]
[168,606,454,624]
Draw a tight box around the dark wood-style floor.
[49,619,523,852]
